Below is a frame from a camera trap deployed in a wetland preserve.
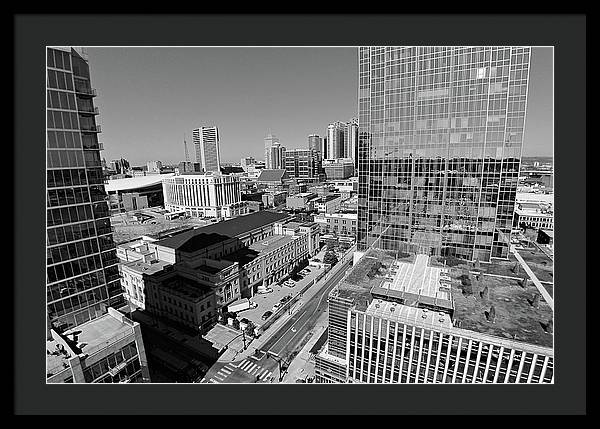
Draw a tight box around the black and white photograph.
[14,14,586,415]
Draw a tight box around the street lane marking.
[269,277,335,354]
[266,266,346,352]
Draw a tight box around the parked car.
[261,311,273,320]
[272,303,282,312]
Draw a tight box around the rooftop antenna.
[184,134,190,163]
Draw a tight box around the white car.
[272,303,282,312]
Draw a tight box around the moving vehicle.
[261,311,273,320]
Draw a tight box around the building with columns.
[162,172,248,219]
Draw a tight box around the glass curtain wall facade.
[46,47,122,332]
[357,47,531,261]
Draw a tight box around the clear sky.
[87,47,553,166]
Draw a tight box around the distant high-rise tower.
[193,126,221,173]
[308,134,322,157]
[326,121,346,159]
[264,134,286,169]
[344,118,359,168]
[357,46,531,261]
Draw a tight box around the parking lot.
[236,266,324,328]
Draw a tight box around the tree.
[323,251,338,266]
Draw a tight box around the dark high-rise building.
[357,47,531,261]
[46,47,123,331]
[308,134,322,158]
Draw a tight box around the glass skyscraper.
[46,47,123,332]
[357,47,531,261]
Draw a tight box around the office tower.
[110,158,130,175]
[264,134,286,169]
[323,158,355,180]
[285,148,321,180]
[146,160,162,173]
[47,46,124,330]
[357,47,531,261]
[308,134,322,159]
[47,47,150,384]
[344,118,359,168]
[193,126,221,173]
[240,156,256,172]
[322,136,328,159]
[327,121,346,159]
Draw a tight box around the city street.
[201,258,351,383]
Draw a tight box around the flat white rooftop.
[382,254,450,301]
[105,173,175,192]
[365,299,453,330]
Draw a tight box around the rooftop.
[370,254,454,313]
[153,211,290,249]
[338,249,553,350]
[447,269,553,349]
[105,173,175,192]
[162,275,212,301]
[61,309,136,358]
[334,248,415,311]
[258,169,287,182]
[122,259,172,275]
[249,234,295,254]
[365,299,453,330]
[320,194,341,203]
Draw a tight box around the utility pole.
[265,350,287,382]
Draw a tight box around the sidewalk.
[281,310,328,383]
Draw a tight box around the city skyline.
[85,47,553,165]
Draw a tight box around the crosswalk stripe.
[257,368,268,378]
[246,363,258,373]
[250,366,261,375]
[240,361,252,371]
[213,373,226,381]
[220,367,232,375]
[225,364,237,371]
[260,371,272,380]
[209,379,218,383]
